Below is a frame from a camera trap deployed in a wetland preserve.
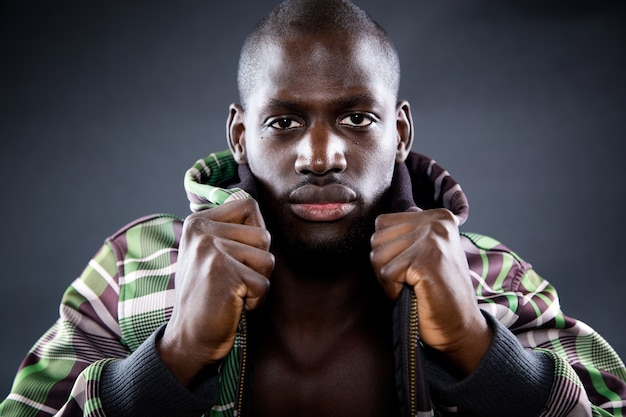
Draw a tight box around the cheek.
[355,146,397,198]
[247,144,293,186]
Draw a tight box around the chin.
[275,217,373,264]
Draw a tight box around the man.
[1,0,625,416]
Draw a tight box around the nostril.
[294,131,348,175]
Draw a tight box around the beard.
[257,191,386,273]
[273,211,375,266]
[249,170,392,273]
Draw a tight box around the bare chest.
[247,319,399,417]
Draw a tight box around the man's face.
[233,32,410,259]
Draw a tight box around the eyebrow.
[265,93,380,112]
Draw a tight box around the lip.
[288,184,357,222]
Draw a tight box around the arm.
[0,241,129,416]
[0,213,223,417]
[370,209,626,416]
[463,232,626,417]
[101,199,273,415]
[1,202,274,417]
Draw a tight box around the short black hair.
[237,0,401,108]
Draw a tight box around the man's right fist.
[157,199,274,386]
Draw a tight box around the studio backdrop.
[1,0,624,397]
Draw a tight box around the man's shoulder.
[109,213,183,236]
[103,214,185,348]
[105,213,185,261]
[461,232,525,261]
[460,231,533,291]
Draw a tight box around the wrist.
[156,327,207,387]
[442,314,493,376]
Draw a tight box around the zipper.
[235,312,248,417]
[405,287,432,417]
[408,291,418,417]
[236,291,431,416]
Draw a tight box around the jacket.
[0,150,624,416]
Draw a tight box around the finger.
[374,211,421,231]
[215,222,272,251]
[371,220,419,250]
[189,198,266,228]
[371,216,433,300]
[370,236,418,300]
[375,208,456,232]
[227,238,275,279]
[185,212,271,251]
[210,198,267,228]
[223,245,273,310]
[234,199,267,229]
[235,266,271,311]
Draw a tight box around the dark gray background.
[1,0,624,398]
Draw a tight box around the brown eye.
[270,117,303,130]
[339,113,373,127]
[351,114,364,125]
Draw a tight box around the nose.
[294,124,347,175]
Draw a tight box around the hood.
[183,149,469,226]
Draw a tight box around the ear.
[395,100,413,163]
[227,102,247,164]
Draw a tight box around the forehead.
[247,33,395,107]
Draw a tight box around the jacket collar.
[183,149,469,226]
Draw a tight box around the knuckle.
[261,276,271,292]
[259,256,275,278]
[373,213,386,227]
[426,207,453,221]
[260,229,272,246]
[183,212,212,233]
[369,247,383,267]
[231,279,249,300]
[377,262,393,282]
[370,227,387,248]
[430,220,450,238]
[426,209,457,239]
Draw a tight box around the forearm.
[425,312,589,417]
[100,325,220,417]
[461,234,625,416]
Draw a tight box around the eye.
[269,117,303,130]
[339,113,374,127]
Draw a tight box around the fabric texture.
[1,149,625,416]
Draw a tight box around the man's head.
[237,0,401,110]
[227,0,413,265]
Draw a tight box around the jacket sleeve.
[463,233,626,417]
[0,242,130,416]
[0,214,224,417]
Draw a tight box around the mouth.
[288,184,357,222]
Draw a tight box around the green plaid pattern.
[1,150,624,416]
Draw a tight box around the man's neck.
[254,247,388,331]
